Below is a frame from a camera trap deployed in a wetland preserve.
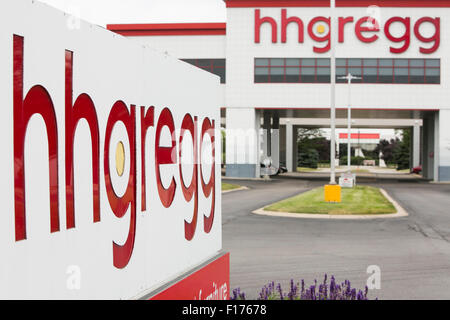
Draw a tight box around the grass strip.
[265,186,396,215]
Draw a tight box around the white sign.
[339,173,356,188]
[0,0,222,299]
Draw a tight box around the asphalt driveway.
[221,175,450,300]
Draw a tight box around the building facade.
[108,0,450,182]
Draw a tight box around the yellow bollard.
[324,185,341,203]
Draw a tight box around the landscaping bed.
[222,182,242,191]
[264,186,396,215]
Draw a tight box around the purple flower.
[230,275,376,300]
[277,283,284,300]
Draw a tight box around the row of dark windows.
[182,59,226,83]
[254,58,441,84]
[336,58,440,84]
[255,58,331,83]
[181,58,441,85]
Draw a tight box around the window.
[336,58,440,84]
[254,58,330,83]
[182,59,226,83]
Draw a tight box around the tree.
[339,143,355,159]
[374,138,399,165]
[298,149,319,168]
[297,128,325,140]
[392,129,411,170]
[297,129,331,162]
[374,129,410,169]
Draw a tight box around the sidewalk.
[286,166,422,180]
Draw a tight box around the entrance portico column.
[422,115,434,180]
[422,112,439,181]
[293,125,298,171]
[263,111,271,159]
[412,122,421,168]
[225,108,260,178]
[438,109,450,181]
[271,114,280,169]
[286,122,294,172]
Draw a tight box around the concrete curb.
[252,188,409,220]
[222,186,249,194]
[222,176,273,181]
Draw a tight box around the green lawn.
[297,167,319,173]
[265,186,396,215]
[222,182,241,191]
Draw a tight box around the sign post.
[325,0,341,202]
[338,73,361,189]
[329,0,337,185]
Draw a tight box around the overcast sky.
[38,0,226,26]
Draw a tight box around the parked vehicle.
[260,162,278,176]
[411,165,422,174]
[260,159,287,176]
[278,164,288,174]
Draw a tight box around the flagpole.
[330,0,336,184]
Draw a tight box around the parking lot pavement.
[222,176,450,300]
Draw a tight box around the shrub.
[230,274,372,300]
[298,149,319,169]
[339,156,365,166]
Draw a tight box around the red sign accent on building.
[254,10,440,54]
[150,253,230,300]
[225,0,450,8]
[339,133,381,139]
[107,23,227,36]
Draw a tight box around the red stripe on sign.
[225,0,450,7]
[225,0,330,7]
[336,0,450,7]
[339,133,380,139]
[107,23,226,36]
[150,253,230,300]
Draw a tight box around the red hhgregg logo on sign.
[13,35,217,269]
[255,9,440,54]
